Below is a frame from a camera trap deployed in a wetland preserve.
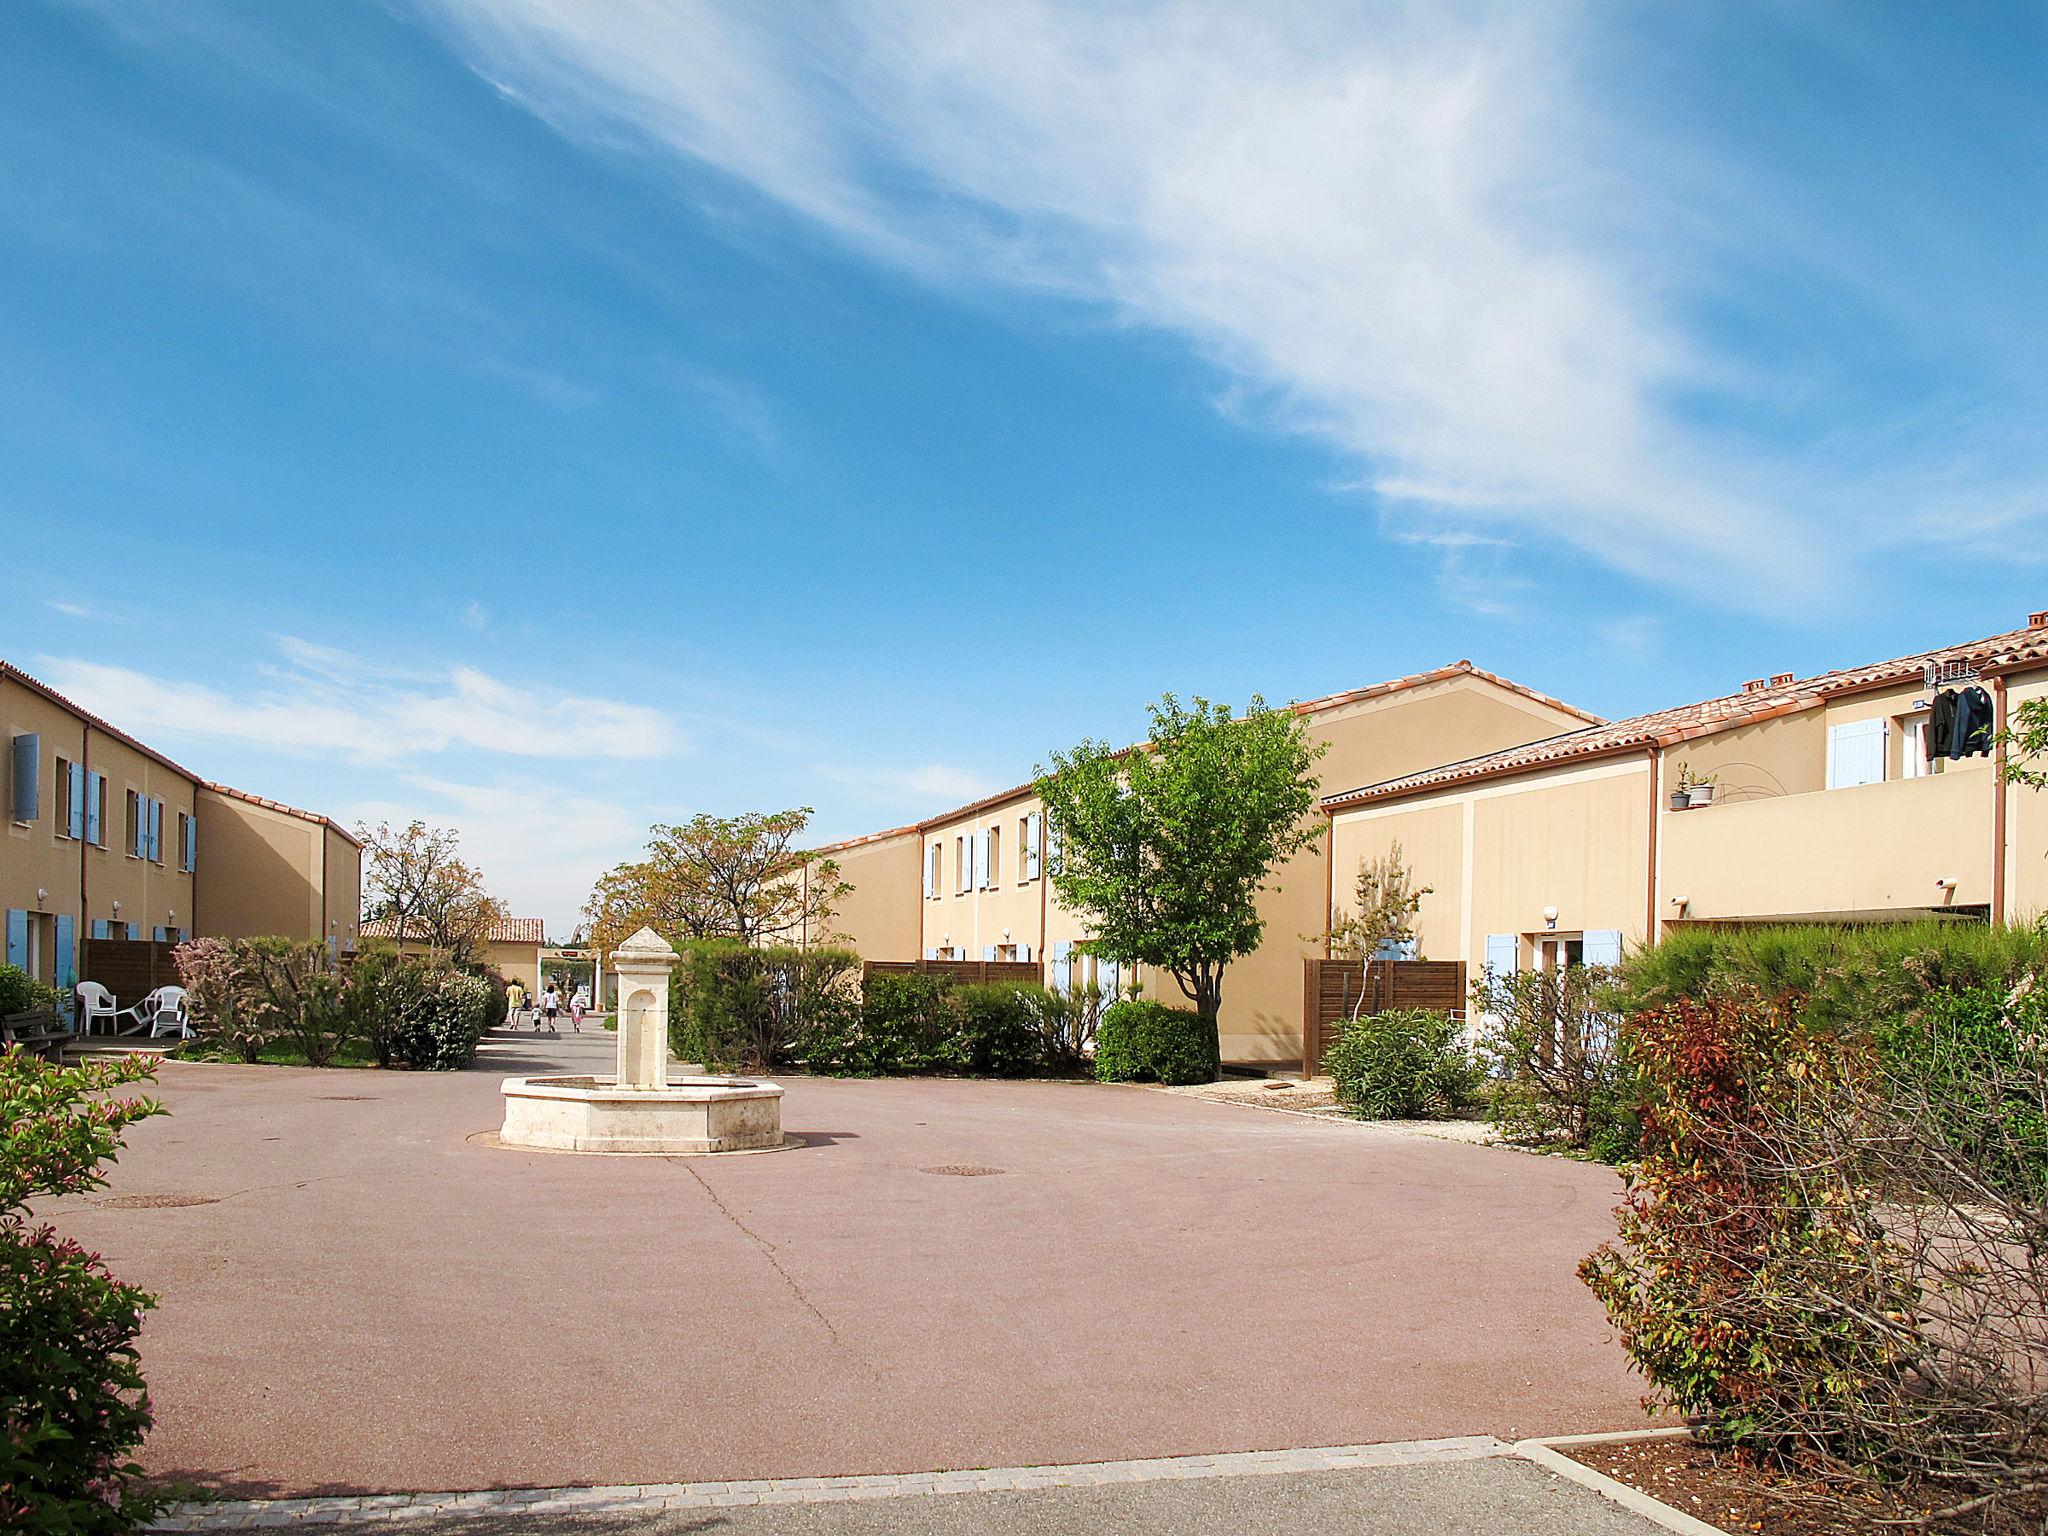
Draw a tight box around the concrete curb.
[151,1435,1510,1529]
[1513,1429,1732,1536]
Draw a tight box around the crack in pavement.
[672,1159,869,1371]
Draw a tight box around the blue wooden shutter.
[85,773,102,844]
[1484,934,1519,979]
[153,925,168,943]
[4,910,26,969]
[67,762,85,839]
[1052,939,1072,995]
[1024,813,1041,879]
[1583,930,1625,968]
[980,830,994,889]
[9,734,38,822]
[922,844,934,899]
[91,918,111,940]
[983,944,996,960]
[1018,942,1032,962]
[923,947,938,960]
[55,914,75,1019]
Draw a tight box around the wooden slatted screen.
[80,938,180,1010]
[863,959,1044,988]
[1301,959,1467,1077]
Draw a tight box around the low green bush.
[671,943,861,1072]
[1613,920,2048,1036]
[386,971,491,1071]
[1877,982,2048,1201]
[0,962,62,1020]
[2,1050,166,1532]
[1323,1007,1475,1118]
[953,983,1040,1077]
[842,971,966,1075]
[1094,1000,1217,1085]
[1472,964,1634,1158]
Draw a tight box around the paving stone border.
[151,1435,1508,1529]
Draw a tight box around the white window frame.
[1825,717,1887,791]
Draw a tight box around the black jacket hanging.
[1953,685,1995,758]
[1929,689,1958,759]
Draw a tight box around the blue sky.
[4,2,2045,931]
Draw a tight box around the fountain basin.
[499,1074,785,1154]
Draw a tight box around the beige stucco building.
[1324,616,2048,982]
[4,659,361,999]
[4,661,200,994]
[195,784,363,953]
[813,662,1597,1064]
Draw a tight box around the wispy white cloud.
[462,599,490,631]
[353,774,651,932]
[418,0,1873,599]
[816,760,999,805]
[35,640,684,765]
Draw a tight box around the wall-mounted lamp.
[1001,928,1011,941]
[111,900,123,915]
[166,909,176,922]
[35,888,48,907]
[1541,906,1559,930]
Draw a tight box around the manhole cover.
[921,1165,1004,1177]
[94,1194,219,1209]
[319,1095,376,1101]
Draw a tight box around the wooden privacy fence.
[80,938,182,1010]
[1301,959,1468,1077]
[863,959,1044,988]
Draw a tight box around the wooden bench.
[2,1007,71,1061]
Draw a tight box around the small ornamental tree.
[1035,694,1325,1058]
[584,809,852,952]
[1316,840,1432,960]
[2,1050,166,1531]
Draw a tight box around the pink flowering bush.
[1,1048,166,1531]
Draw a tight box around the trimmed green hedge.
[1094,1000,1217,1085]
[1324,1007,1475,1118]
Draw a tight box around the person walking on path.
[506,981,525,1024]
[569,990,586,1032]
[540,982,561,1035]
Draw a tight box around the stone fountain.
[498,927,785,1154]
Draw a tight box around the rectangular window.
[983,827,999,889]
[126,790,141,857]
[923,842,940,899]
[956,835,969,893]
[56,758,74,839]
[1021,813,1041,881]
[1826,718,1887,790]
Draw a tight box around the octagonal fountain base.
[499,1075,785,1154]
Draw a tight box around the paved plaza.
[46,1028,1650,1498]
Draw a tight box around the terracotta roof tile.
[904,661,1600,833]
[362,914,545,946]
[203,781,363,848]
[1325,621,2048,809]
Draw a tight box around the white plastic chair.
[114,986,189,1040]
[75,981,119,1036]
[142,986,191,1040]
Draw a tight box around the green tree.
[2001,697,2048,790]
[1034,695,1325,1052]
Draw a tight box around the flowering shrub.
[172,939,266,1061]
[1,1049,165,1531]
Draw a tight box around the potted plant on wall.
[1670,767,1694,812]
[1686,768,1717,808]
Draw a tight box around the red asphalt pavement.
[45,1029,1650,1497]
